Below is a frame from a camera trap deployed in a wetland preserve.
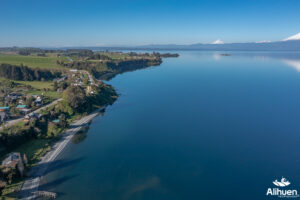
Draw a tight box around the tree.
[26,96,35,108]
[10,107,21,116]
[53,81,58,91]
[47,123,59,138]
[83,78,89,85]
[0,180,7,195]
[59,114,67,128]
[62,86,87,111]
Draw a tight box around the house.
[31,95,43,106]
[0,107,10,112]
[1,153,21,168]
[5,96,17,104]
[86,85,94,94]
[24,112,42,122]
[48,119,60,126]
[52,119,60,124]
[5,93,22,104]
[73,82,82,86]
[35,96,42,104]
[17,105,30,114]
[55,75,67,83]
[21,109,31,114]
[16,105,27,110]
[0,112,9,123]
[18,99,25,105]
[1,152,27,177]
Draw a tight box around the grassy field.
[26,90,61,99]
[14,139,52,167]
[21,80,61,98]
[101,52,131,60]
[0,53,68,69]
[0,78,61,99]
[14,80,53,90]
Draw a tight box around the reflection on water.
[212,53,221,60]
[72,129,88,144]
[42,51,300,200]
[282,59,300,72]
[212,51,300,73]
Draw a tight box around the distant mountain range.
[132,40,300,51]
[88,33,300,51]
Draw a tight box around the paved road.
[81,70,96,85]
[19,107,105,200]
[0,99,62,130]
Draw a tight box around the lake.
[41,51,300,200]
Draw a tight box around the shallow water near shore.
[41,51,300,200]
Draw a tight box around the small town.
[0,69,95,127]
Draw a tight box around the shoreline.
[19,106,106,199]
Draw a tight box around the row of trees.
[87,53,110,60]
[0,64,61,81]
[64,49,94,57]
[17,48,61,56]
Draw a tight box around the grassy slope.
[0,53,68,69]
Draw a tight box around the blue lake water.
[42,51,300,200]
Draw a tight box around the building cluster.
[1,152,28,177]
[55,70,87,87]
[0,93,44,124]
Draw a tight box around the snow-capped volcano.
[283,33,300,41]
[212,39,224,44]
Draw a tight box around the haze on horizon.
[0,0,300,47]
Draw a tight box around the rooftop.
[1,152,21,166]
[52,119,60,123]
[17,105,27,109]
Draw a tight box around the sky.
[0,0,300,47]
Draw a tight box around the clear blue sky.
[0,0,300,47]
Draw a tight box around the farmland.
[0,53,68,69]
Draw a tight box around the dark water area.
[42,51,300,200]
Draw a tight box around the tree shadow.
[30,157,85,177]
[68,122,90,129]
[39,174,78,191]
